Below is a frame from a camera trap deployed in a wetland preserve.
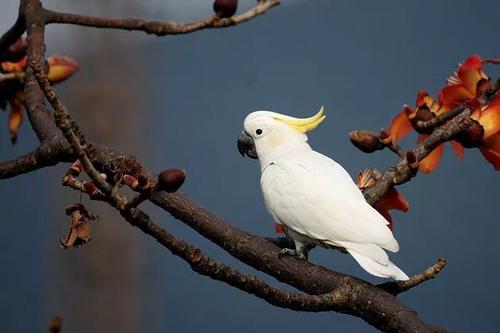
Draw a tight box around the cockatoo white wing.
[261,149,400,260]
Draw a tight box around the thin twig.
[30,65,113,195]
[414,106,466,131]
[378,258,447,295]
[44,0,280,35]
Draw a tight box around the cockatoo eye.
[255,129,263,135]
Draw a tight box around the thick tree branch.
[60,156,357,314]
[122,208,348,313]
[44,0,280,35]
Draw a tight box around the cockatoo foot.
[278,248,296,258]
[278,248,307,260]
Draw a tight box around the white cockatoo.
[237,107,409,280]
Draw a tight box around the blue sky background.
[1,1,499,332]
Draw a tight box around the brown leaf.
[357,168,381,190]
[60,204,97,249]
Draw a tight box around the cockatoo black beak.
[237,131,258,159]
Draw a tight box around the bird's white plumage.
[243,110,409,280]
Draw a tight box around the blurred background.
[0,0,499,332]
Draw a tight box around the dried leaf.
[356,168,381,189]
[60,204,97,249]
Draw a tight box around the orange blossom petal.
[389,110,413,143]
[418,134,445,173]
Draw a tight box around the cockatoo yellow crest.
[237,107,409,281]
[272,106,326,133]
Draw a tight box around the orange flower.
[439,55,500,110]
[388,91,464,173]
[480,134,500,170]
[275,224,285,233]
[1,56,27,73]
[1,54,78,144]
[47,55,79,84]
[387,55,500,173]
[375,188,409,230]
[390,91,441,144]
[357,169,409,230]
[417,134,445,173]
[473,93,500,169]
[472,93,500,140]
[439,55,488,109]
[389,106,413,143]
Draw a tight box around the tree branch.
[378,257,447,295]
[0,4,25,62]
[363,107,474,205]
[44,0,280,35]
[0,139,71,179]
[59,154,359,314]
[122,208,349,313]
[24,0,60,143]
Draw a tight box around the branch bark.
[362,108,473,205]
[44,0,280,35]
[0,139,71,179]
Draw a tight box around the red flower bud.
[47,55,79,84]
[406,151,418,169]
[415,107,434,122]
[158,168,186,193]
[348,130,383,153]
[455,120,484,148]
[379,129,392,145]
[213,0,238,18]
[83,181,99,196]
[137,174,151,191]
[69,160,82,176]
[123,174,139,190]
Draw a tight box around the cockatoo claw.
[278,248,308,260]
